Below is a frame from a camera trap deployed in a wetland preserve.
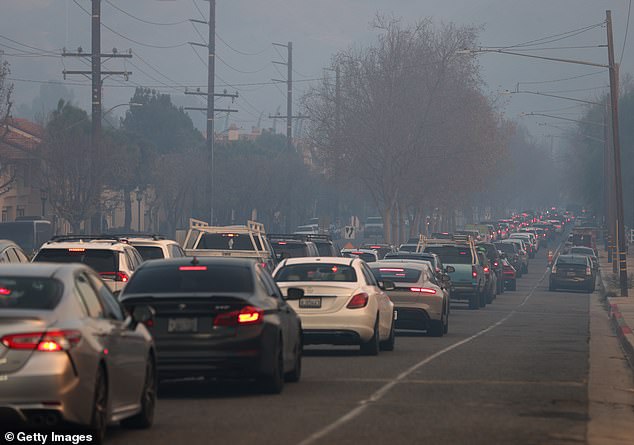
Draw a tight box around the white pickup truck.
[182,219,277,271]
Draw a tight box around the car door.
[360,263,392,338]
[87,271,147,407]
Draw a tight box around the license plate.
[567,272,576,277]
[299,297,322,308]
[168,318,198,333]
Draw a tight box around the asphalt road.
[108,242,594,445]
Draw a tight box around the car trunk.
[278,282,359,314]
[555,263,587,278]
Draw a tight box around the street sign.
[344,226,356,239]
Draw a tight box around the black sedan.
[119,257,303,394]
[549,255,595,292]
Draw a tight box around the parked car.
[0,263,156,442]
[369,261,449,336]
[119,257,302,393]
[273,257,395,355]
[32,236,144,293]
[549,254,595,292]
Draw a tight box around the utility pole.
[271,42,307,150]
[606,10,628,296]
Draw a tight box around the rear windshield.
[385,252,433,262]
[33,248,118,273]
[494,243,517,254]
[0,277,63,310]
[275,264,357,282]
[424,246,473,264]
[398,245,418,252]
[570,248,594,256]
[274,243,309,258]
[369,266,422,283]
[134,246,165,261]
[342,252,376,263]
[196,233,255,250]
[556,256,587,266]
[314,242,335,256]
[124,265,254,294]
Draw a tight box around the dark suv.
[494,241,522,278]
[477,242,504,294]
[269,236,319,260]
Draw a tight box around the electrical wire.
[0,34,60,55]
[192,0,206,20]
[216,33,268,57]
[501,22,605,50]
[484,45,606,52]
[216,54,271,75]
[104,0,189,26]
[621,0,632,64]
[518,70,607,85]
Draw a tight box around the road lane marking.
[308,378,585,387]
[297,251,555,445]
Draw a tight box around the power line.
[0,34,60,55]
[501,22,605,50]
[518,70,607,86]
[485,45,606,52]
[621,0,632,63]
[216,33,268,56]
[104,0,189,26]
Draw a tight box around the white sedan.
[273,257,395,355]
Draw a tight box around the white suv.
[32,236,144,293]
[111,234,186,261]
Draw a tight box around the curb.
[600,267,634,370]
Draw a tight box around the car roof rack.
[102,233,166,241]
[48,235,129,244]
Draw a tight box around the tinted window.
[424,246,473,264]
[275,264,357,282]
[197,233,255,250]
[342,252,376,263]
[370,266,422,283]
[570,247,595,256]
[398,245,418,252]
[0,277,63,310]
[556,256,588,266]
[124,265,254,294]
[135,245,165,261]
[169,244,185,258]
[314,242,335,256]
[34,249,118,273]
[274,243,309,258]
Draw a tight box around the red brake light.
[379,268,404,272]
[483,266,490,274]
[178,266,208,271]
[347,292,369,309]
[472,266,478,278]
[409,287,437,294]
[278,242,287,245]
[493,261,499,267]
[0,288,11,296]
[68,248,85,252]
[214,306,263,327]
[1,330,81,351]
[99,271,129,282]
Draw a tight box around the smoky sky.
[1,0,631,145]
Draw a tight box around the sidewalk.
[599,248,634,370]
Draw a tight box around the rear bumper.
[302,330,362,345]
[295,310,376,343]
[394,308,431,330]
[550,276,593,288]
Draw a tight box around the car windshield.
[0,277,63,310]
[33,248,118,273]
[124,265,254,294]
[275,264,357,282]
[424,246,473,264]
[369,266,422,283]
[134,245,165,261]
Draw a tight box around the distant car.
[501,257,517,291]
[306,235,340,256]
[369,261,449,336]
[360,243,395,259]
[119,257,302,393]
[0,263,156,442]
[109,234,186,261]
[0,239,30,264]
[340,248,379,263]
[568,246,599,274]
[494,241,522,277]
[32,236,144,293]
[430,232,453,240]
[549,254,595,292]
[273,257,395,355]
[364,217,384,238]
[270,236,320,260]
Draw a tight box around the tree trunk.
[124,187,132,230]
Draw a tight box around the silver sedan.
[0,263,156,443]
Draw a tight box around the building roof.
[0,117,43,160]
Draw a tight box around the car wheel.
[90,365,108,444]
[443,306,449,334]
[360,318,380,356]
[259,338,284,394]
[284,340,302,383]
[121,356,156,429]
[380,317,395,351]
[468,292,479,310]
[428,319,444,337]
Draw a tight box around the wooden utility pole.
[606,10,628,296]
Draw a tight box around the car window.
[134,245,165,261]
[75,272,104,318]
[169,244,185,258]
[87,272,124,321]
[34,248,118,273]
[0,277,63,310]
[361,263,379,286]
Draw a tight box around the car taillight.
[409,287,437,295]
[347,292,369,309]
[99,271,129,282]
[483,266,490,274]
[472,266,478,278]
[586,267,592,276]
[493,261,499,267]
[1,330,81,351]
[214,306,264,327]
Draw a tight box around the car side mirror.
[285,287,304,300]
[379,280,395,291]
[132,305,155,325]
[445,265,455,273]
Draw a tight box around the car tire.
[259,338,284,394]
[468,292,479,310]
[428,319,444,337]
[443,306,449,334]
[90,365,108,445]
[360,318,380,356]
[380,317,395,351]
[284,340,302,383]
[121,355,156,429]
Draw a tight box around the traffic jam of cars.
[0,208,597,442]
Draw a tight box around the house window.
[16,207,25,218]
[1,208,8,222]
